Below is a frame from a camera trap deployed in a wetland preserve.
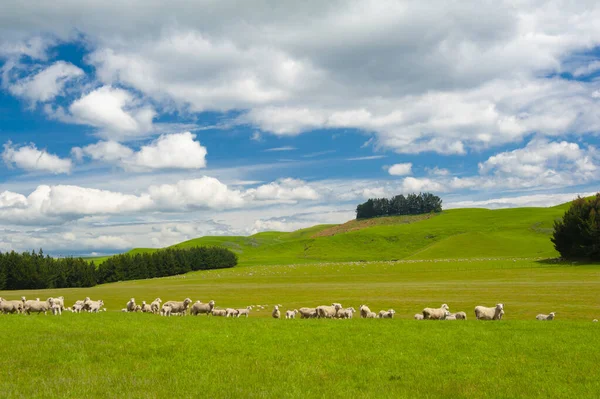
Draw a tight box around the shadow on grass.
[535,257,600,266]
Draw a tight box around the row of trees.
[0,250,97,291]
[356,192,443,219]
[96,246,237,284]
[0,246,238,291]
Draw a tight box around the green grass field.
[3,203,600,398]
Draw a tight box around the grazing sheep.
[474,304,504,320]
[163,298,193,316]
[423,304,450,320]
[24,298,52,315]
[134,305,142,312]
[0,298,23,314]
[121,308,128,312]
[298,307,317,319]
[454,311,467,320]
[536,312,556,321]
[414,313,424,320]
[445,314,457,320]
[150,298,162,314]
[285,309,298,319]
[82,297,93,312]
[190,300,215,316]
[378,309,396,319]
[211,309,227,317]
[72,304,84,313]
[337,307,356,319]
[272,305,281,319]
[141,301,152,313]
[126,298,136,312]
[88,300,104,313]
[51,303,62,316]
[50,296,65,311]
[22,297,41,312]
[226,308,239,317]
[365,311,378,318]
[316,303,342,319]
[236,306,252,318]
[160,304,172,317]
[359,305,372,319]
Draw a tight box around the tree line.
[0,246,237,291]
[356,192,443,219]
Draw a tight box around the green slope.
[97,204,565,266]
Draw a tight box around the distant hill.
[89,203,569,266]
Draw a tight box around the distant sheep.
[51,303,62,316]
[536,312,556,321]
[454,311,467,320]
[414,313,424,320]
[272,306,281,319]
[126,298,136,312]
[236,306,252,318]
[378,309,395,319]
[423,304,450,320]
[445,314,457,320]
[594,319,598,323]
[24,298,52,315]
[160,304,172,317]
[285,309,298,319]
[163,298,192,316]
[337,307,356,319]
[365,311,377,318]
[226,308,239,317]
[316,303,342,318]
[298,307,317,319]
[88,300,104,313]
[190,300,215,316]
[150,298,162,314]
[0,298,23,314]
[141,301,152,313]
[211,309,227,317]
[359,305,372,319]
[474,304,504,320]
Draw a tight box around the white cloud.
[2,141,72,174]
[388,163,412,176]
[446,192,596,209]
[8,61,84,103]
[251,131,262,141]
[346,155,386,161]
[73,132,207,170]
[263,146,297,152]
[64,86,155,140]
[148,177,244,210]
[249,178,320,202]
[426,167,450,176]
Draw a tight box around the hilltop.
[91,204,566,266]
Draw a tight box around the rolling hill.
[90,204,566,266]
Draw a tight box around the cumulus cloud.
[388,163,412,176]
[446,192,596,210]
[8,61,84,103]
[148,177,244,210]
[72,132,207,170]
[248,178,320,202]
[2,141,72,174]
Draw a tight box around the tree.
[552,194,600,260]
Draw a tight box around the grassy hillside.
[94,205,564,266]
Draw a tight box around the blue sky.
[1,1,600,255]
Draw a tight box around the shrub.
[552,194,600,260]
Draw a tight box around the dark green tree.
[552,194,600,260]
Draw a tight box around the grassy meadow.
[3,203,600,398]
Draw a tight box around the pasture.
[2,258,600,398]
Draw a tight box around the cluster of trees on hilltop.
[0,246,237,291]
[356,192,443,219]
[0,250,97,290]
[552,194,600,260]
[96,246,237,284]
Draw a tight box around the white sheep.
[536,312,556,321]
[226,308,239,317]
[160,304,172,317]
[0,298,23,314]
[141,301,152,313]
[445,314,457,320]
[474,304,504,320]
[211,309,227,317]
[51,303,62,316]
[24,298,52,315]
[365,311,378,318]
[378,309,396,319]
[414,313,424,320]
[88,300,104,313]
[272,305,281,319]
[150,298,162,314]
[298,307,317,319]
[316,303,342,318]
[337,307,356,319]
[359,305,372,319]
[593,319,598,322]
[163,298,193,316]
[126,298,136,312]
[236,306,252,318]
[285,309,298,319]
[453,311,467,320]
[423,304,450,320]
[190,300,215,316]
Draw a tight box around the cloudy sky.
[1,1,599,255]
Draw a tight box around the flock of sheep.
[2,297,593,322]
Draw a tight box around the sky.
[1,0,600,256]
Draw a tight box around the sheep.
[378,309,396,319]
[51,303,62,316]
[445,314,457,320]
[359,305,372,319]
[150,298,162,314]
[337,307,356,319]
[0,298,23,314]
[414,313,424,320]
[285,309,298,319]
[316,303,342,318]
[88,300,104,313]
[121,308,128,312]
[536,312,556,321]
[72,304,84,313]
[141,301,152,313]
[50,296,65,311]
[24,298,52,315]
[594,319,598,323]
[160,304,172,317]
[211,309,227,317]
[134,305,142,312]
[82,297,93,312]
[474,303,504,320]
[190,300,215,316]
[22,297,41,312]
[298,307,318,319]
[422,304,450,320]
[453,311,467,320]
[226,308,239,317]
[365,311,378,318]
[236,306,252,318]
[272,305,281,319]
[126,298,136,312]
[163,298,192,316]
